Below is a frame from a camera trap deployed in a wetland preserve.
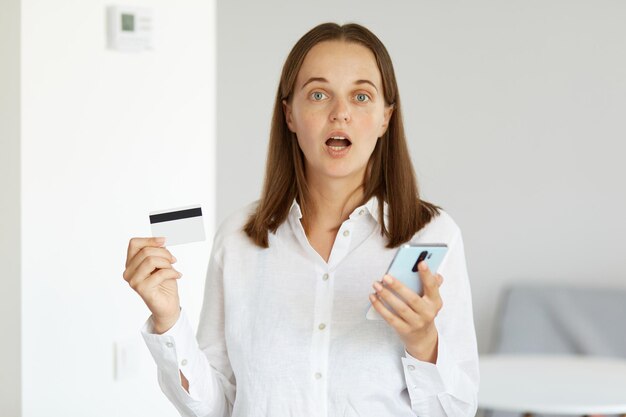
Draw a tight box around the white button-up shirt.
[141,198,479,417]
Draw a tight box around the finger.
[126,237,166,267]
[369,292,411,334]
[124,247,175,282]
[373,278,421,325]
[125,246,176,278]
[436,274,444,286]
[136,268,182,294]
[418,261,441,300]
[380,274,427,312]
[127,256,174,288]
[418,262,444,314]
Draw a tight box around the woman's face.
[283,40,393,185]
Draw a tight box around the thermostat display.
[121,14,134,32]
[107,6,153,52]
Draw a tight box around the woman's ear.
[282,99,296,133]
[379,104,394,137]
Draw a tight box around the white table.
[478,354,626,416]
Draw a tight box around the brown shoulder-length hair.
[244,22,440,248]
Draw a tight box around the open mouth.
[325,136,352,151]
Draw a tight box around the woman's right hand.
[123,237,183,334]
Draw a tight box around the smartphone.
[366,244,449,320]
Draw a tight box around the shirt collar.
[289,199,303,220]
[362,196,389,227]
[288,196,388,226]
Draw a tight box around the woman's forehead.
[296,41,382,87]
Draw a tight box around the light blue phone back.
[366,244,449,320]
[386,244,448,293]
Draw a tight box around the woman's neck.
[302,174,365,233]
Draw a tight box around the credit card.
[149,205,205,246]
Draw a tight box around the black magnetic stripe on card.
[150,207,202,224]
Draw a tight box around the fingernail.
[177,271,183,277]
[418,261,427,271]
[155,237,166,244]
[383,275,393,284]
[172,256,177,263]
[373,281,383,292]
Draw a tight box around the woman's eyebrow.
[301,77,328,90]
[300,77,379,92]
[354,79,378,92]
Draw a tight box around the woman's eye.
[355,93,370,102]
[311,92,327,101]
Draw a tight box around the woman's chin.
[320,165,367,182]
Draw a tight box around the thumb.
[436,274,444,286]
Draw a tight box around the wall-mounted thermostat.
[107,6,153,52]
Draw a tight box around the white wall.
[0,0,22,414]
[216,0,626,353]
[18,1,216,416]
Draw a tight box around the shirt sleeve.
[140,240,236,417]
[401,230,480,416]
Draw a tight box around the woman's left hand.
[369,261,443,364]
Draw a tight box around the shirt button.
[181,359,188,366]
[322,273,329,281]
[407,365,416,371]
[314,372,322,379]
[343,230,350,237]
[318,323,326,330]
[165,342,174,348]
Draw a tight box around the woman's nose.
[329,98,351,123]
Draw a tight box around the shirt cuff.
[401,335,456,401]
[140,308,205,399]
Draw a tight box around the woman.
[123,22,479,417]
